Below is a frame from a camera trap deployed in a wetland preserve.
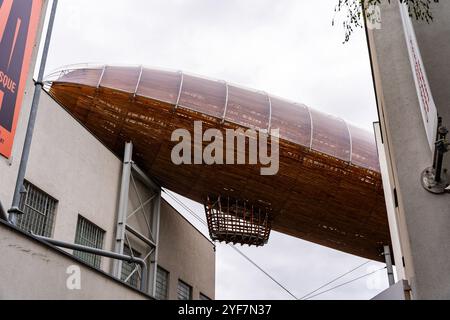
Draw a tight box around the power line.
[299,260,371,300]
[230,245,299,300]
[304,266,387,300]
[162,189,299,300]
[162,189,384,301]
[162,190,208,226]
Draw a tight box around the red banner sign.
[0,0,43,158]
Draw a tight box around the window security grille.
[74,216,105,269]
[17,181,57,237]
[155,267,169,300]
[177,280,192,300]
[200,293,211,301]
[121,245,142,288]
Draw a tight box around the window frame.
[17,181,58,238]
[73,215,106,269]
[155,266,170,300]
[177,279,193,301]
[121,245,143,288]
[200,293,212,301]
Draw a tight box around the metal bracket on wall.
[422,120,450,194]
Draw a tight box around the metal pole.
[34,234,147,291]
[383,245,396,287]
[149,190,161,296]
[113,142,133,278]
[9,0,59,225]
[433,117,443,170]
[434,127,449,183]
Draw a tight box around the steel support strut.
[113,142,134,278]
[113,142,161,296]
[383,245,396,287]
[148,191,161,296]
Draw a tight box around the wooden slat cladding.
[47,66,390,262]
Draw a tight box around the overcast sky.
[43,0,388,300]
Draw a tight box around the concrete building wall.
[0,82,216,299]
[158,200,216,300]
[0,88,216,299]
[0,0,215,302]
[0,0,49,209]
[0,221,150,300]
[26,91,123,273]
[368,1,450,299]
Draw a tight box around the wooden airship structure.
[45,64,390,262]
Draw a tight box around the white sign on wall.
[399,3,438,153]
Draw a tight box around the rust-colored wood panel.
[310,109,352,162]
[100,66,141,93]
[58,68,104,87]
[179,74,227,119]
[47,66,390,262]
[137,69,181,105]
[270,97,312,147]
[349,124,381,172]
[225,85,270,131]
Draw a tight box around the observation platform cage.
[205,195,272,247]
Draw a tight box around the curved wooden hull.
[46,65,390,261]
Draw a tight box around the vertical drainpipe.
[9,0,59,225]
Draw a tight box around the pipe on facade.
[10,0,59,226]
[33,234,148,292]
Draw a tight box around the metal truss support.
[148,192,161,296]
[113,142,133,277]
[113,142,161,296]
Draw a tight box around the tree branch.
[333,0,439,43]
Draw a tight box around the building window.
[17,181,57,237]
[200,293,211,301]
[177,280,192,301]
[155,266,169,300]
[74,215,105,269]
[121,245,142,288]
